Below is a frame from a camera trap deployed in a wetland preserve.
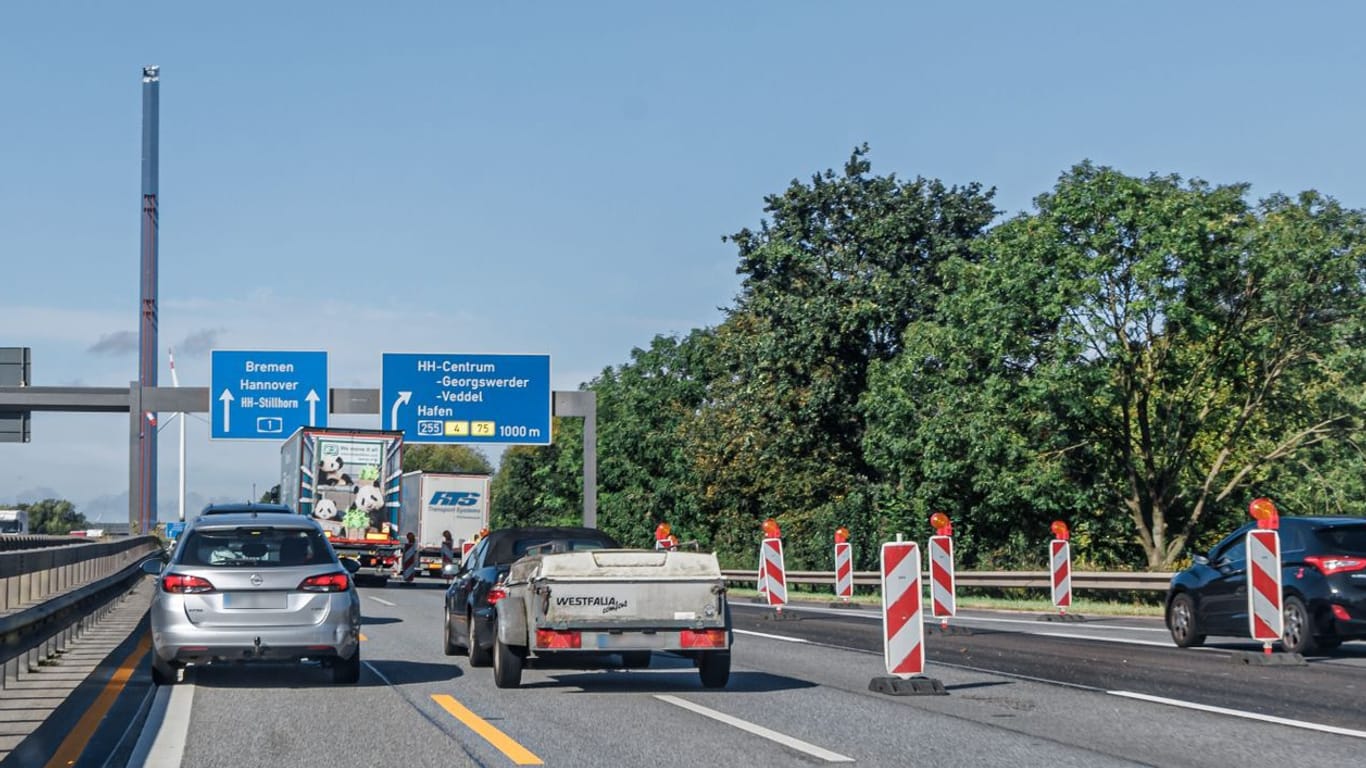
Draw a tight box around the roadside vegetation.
[493,146,1366,574]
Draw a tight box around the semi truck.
[399,471,491,576]
[280,427,404,584]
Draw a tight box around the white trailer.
[0,510,28,535]
[399,472,491,576]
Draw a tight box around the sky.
[2,2,1365,522]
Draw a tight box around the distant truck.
[0,510,29,535]
[399,471,491,577]
[280,427,405,585]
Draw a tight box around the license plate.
[224,592,286,609]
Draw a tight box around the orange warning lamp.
[762,518,781,538]
[1050,520,1070,541]
[655,522,671,540]
[834,526,849,543]
[930,512,952,537]
[1249,497,1280,530]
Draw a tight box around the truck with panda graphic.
[280,426,404,585]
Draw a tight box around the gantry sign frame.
[0,385,597,533]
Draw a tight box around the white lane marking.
[951,615,1170,633]
[1017,631,1175,648]
[1109,690,1366,740]
[134,677,195,767]
[368,595,397,606]
[655,695,854,763]
[734,628,810,643]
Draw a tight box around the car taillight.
[679,629,727,648]
[298,572,350,592]
[162,574,215,594]
[1304,555,1366,576]
[1332,604,1353,621]
[535,629,581,649]
[486,587,507,605]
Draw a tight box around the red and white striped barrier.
[928,535,956,624]
[1050,539,1072,615]
[1247,529,1283,648]
[397,540,419,583]
[461,539,475,560]
[761,537,787,610]
[834,541,853,602]
[880,540,925,677]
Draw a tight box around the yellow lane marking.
[431,694,543,765]
[46,631,152,768]
[359,633,367,642]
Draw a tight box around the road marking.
[431,694,544,765]
[359,633,367,642]
[1017,631,1175,648]
[45,632,152,768]
[949,615,1170,633]
[734,628,810,643]
[1109,690,1366,740]
[655,695,854,763]
[138,679,196,767]
[368,595,397,606]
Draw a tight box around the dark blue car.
[1166,516,1366,654]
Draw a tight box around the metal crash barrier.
[0,536,162,686]
[722,569,1173,593]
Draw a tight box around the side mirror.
[339,558,361,574]
[141,559,164,575]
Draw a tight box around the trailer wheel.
[492,634,523,689]
[698,650,730,689]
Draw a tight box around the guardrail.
[721,569,1174,593]
[0,536,163,687]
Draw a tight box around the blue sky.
[3,2,1364,521]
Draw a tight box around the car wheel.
[492,634,524,689]
[698,651,730,689]
[619,651,651,669]
[332,649,361,684]
[151,655,178,686]
[1282,596,1319,655]
[467,613,492,667]
[443,607,460,656]
[1167,593,1205,648]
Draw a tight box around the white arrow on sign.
[306,389,321,426]
[390,391,412,430]
[218,389,234,432]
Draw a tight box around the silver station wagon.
[143,506,363,684]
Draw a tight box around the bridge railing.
[0,536,163,687]
[721,569,1174,593]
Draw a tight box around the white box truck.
[399,472,491,576]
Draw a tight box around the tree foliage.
[403,444,494,475]
[19,499,87,535]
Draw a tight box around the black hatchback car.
[443,526,620,666]
[1166,516,1366,654]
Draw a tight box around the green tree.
[864,163,1366,569]
[489,419,583,529]
[20,498,87,535]
[403,445,493,475]
[693,145,997,569]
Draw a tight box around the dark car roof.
[200,502,295,516]
[480,526,620,565]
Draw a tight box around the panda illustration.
[318,455,353,487]
[312,497,344,536]
[353,481,387,533]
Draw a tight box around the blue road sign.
[382,353,551,445]
[211,350,328,440]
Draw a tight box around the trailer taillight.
[679,629,727,648]
[535,629,582,649]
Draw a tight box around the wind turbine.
[169,348,186,522]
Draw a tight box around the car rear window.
[1313,525,1366,555]
[180,527,331,567]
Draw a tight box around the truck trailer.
[280,427,404,584]
[399,471,491,576]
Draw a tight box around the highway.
[85,580,1362,767]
